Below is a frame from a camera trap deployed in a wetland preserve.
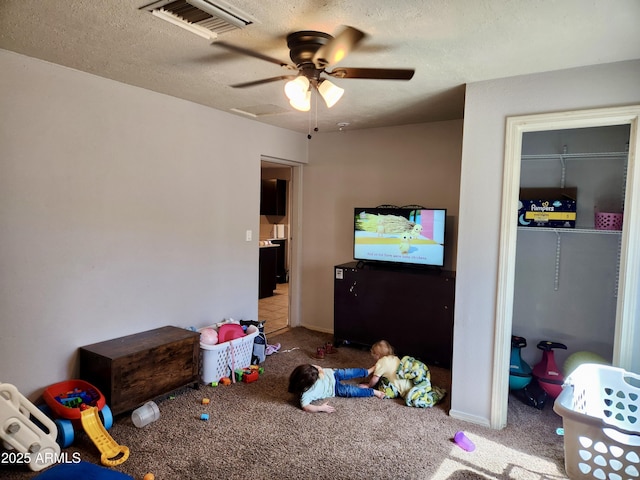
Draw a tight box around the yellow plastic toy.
[80,406,129,466]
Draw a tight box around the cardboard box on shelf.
[518,187,577,228]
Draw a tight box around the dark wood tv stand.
[334,262,455,367]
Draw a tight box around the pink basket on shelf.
[594,210,623,231]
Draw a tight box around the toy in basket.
[42,379,129,466]
[553,363,640,479]
[199,323,260,384]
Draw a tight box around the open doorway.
[259,160,292,336]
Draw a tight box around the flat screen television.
[353,207,446,267]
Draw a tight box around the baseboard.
[448,409,491,428]
[299,324,334,334]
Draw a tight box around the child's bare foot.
[373,389,385,399]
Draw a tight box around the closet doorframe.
[492,105,640,428]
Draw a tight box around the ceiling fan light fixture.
[284,76,309,100]
[289,89,311,111]
[318,80,344,108]
[284,76,311,111]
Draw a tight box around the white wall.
[452,60,640,427]
[302,121,463,332]
[0,50,307,399]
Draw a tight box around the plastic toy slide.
[80,406,129,466]
[0,382,61,471]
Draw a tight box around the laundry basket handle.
[622,370,640,390]
[603,427,640,447]
[229,340,236,383]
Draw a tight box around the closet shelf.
[517,227,622,235]
[519,143,627,292]
[521,151,628,161]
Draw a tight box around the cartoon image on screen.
[353,208,446,267]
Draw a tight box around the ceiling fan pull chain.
[307,88,320,139]
[314,89,319,132]
[307,100,312,139]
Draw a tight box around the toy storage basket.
[594,211,623,231]
[199,326,258,384]
[553,363,640,479]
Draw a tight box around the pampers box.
[518,187,577,228]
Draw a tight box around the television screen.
[353,207,446,267]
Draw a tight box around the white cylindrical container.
[131,401,160,428]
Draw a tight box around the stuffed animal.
[200,328,218,345]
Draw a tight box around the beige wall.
[0,49,307,398]
[301,121,463,332]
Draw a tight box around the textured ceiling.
[1,0,639,134]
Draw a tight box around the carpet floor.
[1,327,570,479]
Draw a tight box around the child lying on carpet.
[359,340,447,408]
[288,364,384,413]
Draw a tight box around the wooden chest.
[79,326,200,415]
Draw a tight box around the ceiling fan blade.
[327,67,415,80]
[230,75,297,88]
[214,41,296,70]
[313,26,366,68]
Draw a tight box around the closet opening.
[512,125,630,384]
[492,105,640,429]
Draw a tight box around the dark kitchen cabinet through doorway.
[260,179,286,216]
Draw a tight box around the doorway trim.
[492,105,640,428]
[261,155,304,329]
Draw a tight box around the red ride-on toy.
[532,341,568,399]
[42,379,112,448]
[41,379,129,466]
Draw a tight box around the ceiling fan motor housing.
[286,31,333,67]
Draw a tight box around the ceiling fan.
[213,26,415,111]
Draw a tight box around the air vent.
[140,0,254,40]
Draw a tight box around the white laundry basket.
[199,326,258,384]
[553,363,640,479]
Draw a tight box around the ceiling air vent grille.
[140,0,254,40]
